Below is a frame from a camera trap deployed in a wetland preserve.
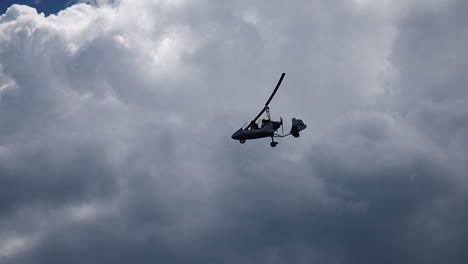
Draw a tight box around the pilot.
[250,121,259,130]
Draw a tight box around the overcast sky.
[1,0,467,263]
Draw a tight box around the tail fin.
[290,118,306,138]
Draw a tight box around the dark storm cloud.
[1,0,468,263]
[0,144,114,214]
[390,0,468,151]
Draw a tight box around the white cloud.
[1,1,468,263]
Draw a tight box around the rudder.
[290,118,306,138]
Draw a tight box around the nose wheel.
[239,139,246,144]
[270,141,278,147]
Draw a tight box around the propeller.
[280,116,284,136]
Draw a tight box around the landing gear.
[239,139,246,144]
[270,136,278,147]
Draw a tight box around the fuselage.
[231,121,279,141]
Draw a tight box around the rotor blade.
[265,73,285,107]
[247,73,286,128]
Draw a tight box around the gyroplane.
[231,73,306,147]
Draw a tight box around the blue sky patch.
[0,0,76,16]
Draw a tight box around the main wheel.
[270,141,278,147]
[240,139,246,144]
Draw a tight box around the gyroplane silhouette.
[231,73,306,147]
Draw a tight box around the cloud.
[0,0,467,263]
